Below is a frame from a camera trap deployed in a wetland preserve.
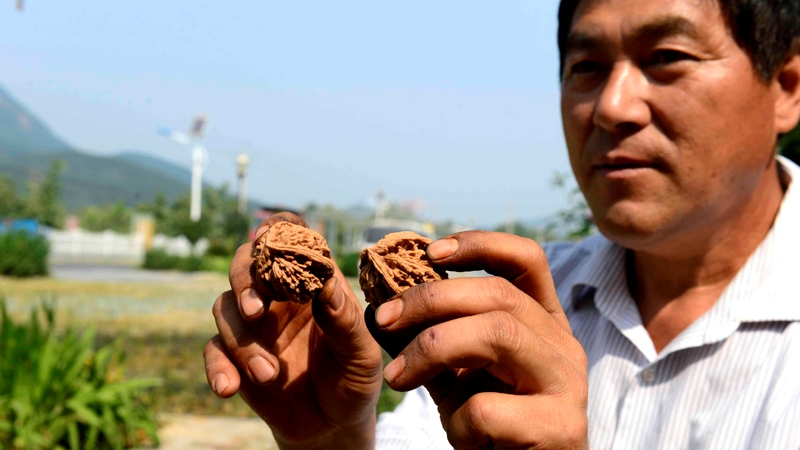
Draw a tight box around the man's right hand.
[203,213,383,450]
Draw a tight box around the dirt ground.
[156,414,278,450]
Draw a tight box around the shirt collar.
[570,156,800,321]
[566,157,800,359]
[723,156,800,322]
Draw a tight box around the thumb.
[312,276,377,360]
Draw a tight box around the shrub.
[0,232,49,278]
[143,249,214,273]
[179,255,203,272]
[338,251,361,278]
[142,249,180,271]
[201,256,231,274]
[0,300,160,449]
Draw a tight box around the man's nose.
[593,62,651,133]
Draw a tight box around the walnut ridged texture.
[359,231,448,307]
[254,221,334,304]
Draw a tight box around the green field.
[0,273,403,418]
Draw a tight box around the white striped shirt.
[376,156,800,450]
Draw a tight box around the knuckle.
[461,394,494,434]
[229,250,252,279]
[485,311,526,355]
[229,324,253,348]
[414,327,440,360]
[202,338,218,360]
[572,342,589,370]
[563,414,589,447]
[413,281,439,316]
[522,237,547,267]
[487,277,526,315]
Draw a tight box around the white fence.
[48,229,209,265]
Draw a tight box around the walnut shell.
[254,221,335,304]
[358,231,448,307]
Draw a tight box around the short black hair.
[557,0,800,81]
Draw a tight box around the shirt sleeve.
[375,387,453,450]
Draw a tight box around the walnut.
[254,221,335,304]
[359,231,448,307]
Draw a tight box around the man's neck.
[628,161,786,353]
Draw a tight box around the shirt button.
[641,367,657,383]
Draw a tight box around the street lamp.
[236,153,250,216]
[157,115,208,222]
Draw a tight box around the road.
[50,264,215,283]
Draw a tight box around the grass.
[0,273,404,418]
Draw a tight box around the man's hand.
[203,213,383,450]
[368,231,588,449]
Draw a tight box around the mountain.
[0,85,193,210]
[0,85,268,212]
[0,149,191,210]
[0,86,73,155]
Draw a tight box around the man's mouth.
[592,156,660,177]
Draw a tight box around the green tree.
[38,159,65,228]
[551,172,595,240]
[0,176,20,218]
[780,122,800,165]
[161,193,212,249]
[79,202,132,233]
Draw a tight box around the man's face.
[560,0,781,251]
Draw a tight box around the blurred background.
[1,1,798,449]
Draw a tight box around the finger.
[204,335,242,398]
[365,305,413,358]
[374,277,570,349]
[445,392,588,449]
[230,212,309,321]
[213,290,281,385]
[435,369,509,422]
[426,230,569,332]
[384,311,574,394]
[312,277,379,364]
[229,241,269,321]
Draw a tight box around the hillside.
[0,85,192,210]
[0,149,191,210]
[0,86,73,154]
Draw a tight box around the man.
[203,0,800,448]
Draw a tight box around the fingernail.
[212,373,230,395]
[384,354,406,384]
[376,298,404,328]
[427,238,458,260]
[241,288,264,317]
[248,356,276,384]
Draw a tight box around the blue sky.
[0,1,571,226]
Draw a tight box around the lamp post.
[235,153,250,247]
[236,153,250,216]
[157,115,208,221]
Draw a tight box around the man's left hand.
[367,231,589,449]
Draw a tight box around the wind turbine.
[157,115,208,221]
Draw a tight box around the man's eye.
[650,50,692,65]
[570,60,603,75]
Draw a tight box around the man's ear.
[774,41,800,135]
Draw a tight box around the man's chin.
[591,204,678,251]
